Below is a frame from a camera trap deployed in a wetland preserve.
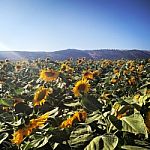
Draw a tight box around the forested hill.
[0,49,150,60]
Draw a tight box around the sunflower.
[77,58,84,65]
[12,112,50,145]
[113,68,119,74]
[60,117,74,128]
[73,78,90,97]
[29,111,51,129]
[33,87,53,106]
[15,65,22,72]
[73,111,87,122]
[11,129,25,145]
[92,70,100,77]
[111,78,117,84]
[128,76,136,85]
[67,67,74,74]
[40,69,59,82]
[60,63,68,72]
[82,71,93,80]
[60,111,87,128]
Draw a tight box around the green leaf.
[22,135,51,150]
[64,101,81,107]
[13,118,25,126]
[15,88,24,95]
[121,113,148,138]
[84,136,103,150]
[84,134,118,150]
[121,145,149,150]
[0,99,13,106]
[49,107,59,118]
[86,111,102,124]
[81,95,102,112]
[51,128,71,143]
[69,125,93,149]
[102,134,118,150]
[37,136,50,148]
[0,132,9,144]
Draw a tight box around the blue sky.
[0,0,150,51]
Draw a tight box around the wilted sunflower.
[33,87,53,106]
[11,129,25,145]
[12,112,50,145]
[40,69,59,82]
[60,111,87,128]
[29,111,51,129]
[73,78,90,97]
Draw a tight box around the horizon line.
[0,48,150,52]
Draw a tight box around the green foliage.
[0,58,149,149]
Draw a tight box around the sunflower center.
[78,84,86,91]
[37,90,47,101]
[45,71,55,77]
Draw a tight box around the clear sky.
[0,0,150,51]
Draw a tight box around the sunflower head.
[77,58,84,65]
[60,111,87,128]
[11,129,24,145]
[33,87,53,106]
[73,111,87,122]
[15,65,22,72]
[60,63,68,72]
[67,67,74,74]
[113,68,119,74]
[82,71,93,80]
[92,70,100,77]
[40,69,59,82]
[73,78,90,97]
[60,117,74,128]
[30,111,51,128]
[128,76,136,85]
[111,78,117,84]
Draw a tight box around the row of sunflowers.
[0,58,150,150]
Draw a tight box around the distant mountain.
[50,49,91,60]
[0,49,150,60]
[87,49,150,60]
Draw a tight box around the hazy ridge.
[0,49,150,60]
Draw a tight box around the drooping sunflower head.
[82,71,93,80]
[60,110,87,128]
[30,111,51,128]
[73,78,90,97]
[40,69,59,82]
[33,87,53,106]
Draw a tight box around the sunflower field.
[0,58,150,150]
